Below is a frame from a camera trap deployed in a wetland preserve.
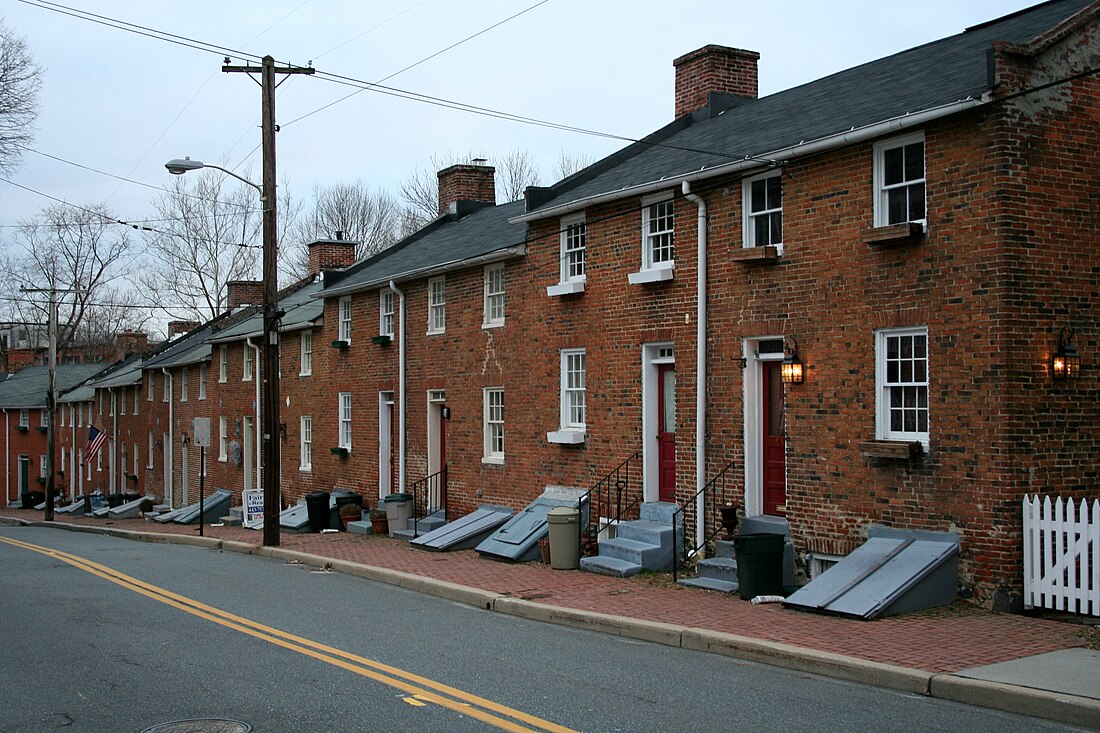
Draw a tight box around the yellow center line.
[0,535,579,733]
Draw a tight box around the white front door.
[378,392,394,502]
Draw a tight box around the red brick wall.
[673,44,760,117]
[437,164,496,217]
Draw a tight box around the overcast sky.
[1,0,1038,238]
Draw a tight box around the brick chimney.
[437,161,496,217]
[308,237,358,275]
[7,347,35,373]
[673,45,760,118]
[167,321,200,339]
[114,331,148,357]
[226,280,264,309]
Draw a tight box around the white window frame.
[120,390,127,415]
[218,345,228,383]
[300,331,313,376]
[180,367,188,402]
[742,170,783,253]
[379,290,395,338]
[198,363,207,400]
[147,431,154,469]
[242,345,254,381]
[483,387,504,464]
[132,443,139,476]
[427,277,446,335]
[338,393,352,450]
[483,264,505,328]
[218,416,228,462]
[40,408,49,427]
[148,373,154,401]
[548,350,586,444]
[630,194,675,284]
[548,214,587,296]
[40,454,47,477]
[300,415,312,471]
[875,326,930,449]
[78,403,83,428]
[18,409,28,428]
[338,296,353,343]
[873,132,926,228]
[134,387,139,415]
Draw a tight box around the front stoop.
[391,510,447,541]
[580,502,681,578]
[678,539,739,593]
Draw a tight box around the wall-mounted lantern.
[781,336,804,384]
[1051,327,1081,380]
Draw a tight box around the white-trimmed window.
[549,350,587,444]
[40,408,49,427]
[874,132,926,227]
[300,331,313,376]
[242,346,253,381]
[109,392,115,417]
[147,431,154,469]
[19,409,28,428]
[134,387,139,415]
[60,446,66,472]
[120,391,127,415]
[338,393,352,449]
[218,416,228,461]
[96,447,103,472]
[219,345,228,383]
[876,327,930,448]
[162,373,170,402]
[427,277,446,334]
[549,214,587,296]
[743,171,783,251]
[148,373,154,401]
[300,416,312,471]
[132,443,138,476]
[338,296,353,343]
[199,364,207,400]
[78,404,83,428]
[41,454,47,477]
[630,195,675,284]
[483,264,505,327]
[180,367,189,402]
[379,290,394,338]
[483,388,504,463]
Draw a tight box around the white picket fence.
[1023,494,1099,616]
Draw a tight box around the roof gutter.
[510,98,984,223]
[318,244,527,299]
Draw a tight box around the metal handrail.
[672,460,738,582]
[578,452,643,558]
[408,464,447,538]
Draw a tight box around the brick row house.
[7,0,1096,612]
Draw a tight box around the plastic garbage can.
[733,532,785,600]
[383,492,413,537]
[107,494,125,508]
[547,506,581,570]
[305,490,331,532]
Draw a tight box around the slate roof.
[209,276,323,342]
[85,353,144,389]
[141,312,235,371]
[517,0,1093,220]
[0,364,106,409]
[321,200,527,298]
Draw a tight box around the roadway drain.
[140,720,251,733]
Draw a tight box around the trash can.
[733,532,785,600]
[547,506,581,570]
[20,492,32,509]
[332,489,363,509]
[383,492,413,537]
[305,490,331,532]
[107,494,125,508]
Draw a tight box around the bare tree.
[496,148,541,202]
[0,19,41,174]
[139,170,263,323]
[288,180,403,277]
[555,151,595,180]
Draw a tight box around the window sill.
[729,245,781,262]
[298,372,312,378]
[547,279,586,297]
[628,266,674,285]
[482,321,504,330]
[331,446,350,458]
[218,456,228,463]
[331,339,350,350]
[861,222,925,247]
[481,456,504,466]
[371,335,392,345]
[859,439,925,459]
[426,329,446,337]
[547,429,586,445]
[299,466,312,473]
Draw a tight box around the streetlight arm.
[164,158,262,194]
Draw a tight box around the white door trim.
[378,392,395,502]
[641,343,674,503]
[742,337,784,518]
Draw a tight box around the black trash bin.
[28,491,45,507]
[107,493,125,508]
[331,489,363,509]
[123,492,140,503]
[733,533,785,600]
[305,491,331,532]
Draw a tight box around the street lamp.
[164,154,281,547]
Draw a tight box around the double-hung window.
[300,331,313,376]
[40,409,49,427]
[743,171,783,252]
[549,214,587,296]
[180,367,188,402]
[379,290,394,338]
[874,133,926,228]
[219,345,228,383]
[483,388,504,463]
[218,417,228,461]
[427,277,446,334]
[483,264,505,327]
[876,327,929,448]
[199,364,207,400]
[162,373,170,402]
[18,409,28,428]
[300,416,312,471]
[630,196,674,283]
[338,393,352,450]
[338,296,353,343]
[548,350,587,444]
[242,346,253,381]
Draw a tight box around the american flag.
[84,425,107,466]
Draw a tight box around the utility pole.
[223,55,314,547]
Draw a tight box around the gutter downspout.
[388,281,406,493]
[161,368,174,507]
[246,337,262,494]
[683,180,707,557]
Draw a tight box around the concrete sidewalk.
[2,509,1097,729]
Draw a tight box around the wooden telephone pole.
[222,56,314,547]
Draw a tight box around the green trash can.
[733,533,785,600]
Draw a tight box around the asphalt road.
[0,525,1090,733]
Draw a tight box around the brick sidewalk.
[3,509,1086,675]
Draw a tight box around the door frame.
[641,343,675,504]
[377,392,395,502]
[742,336,786,518]
[426,390,447,510]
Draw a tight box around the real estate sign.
[243,489,264,528]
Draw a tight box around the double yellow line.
[0,535,578,733]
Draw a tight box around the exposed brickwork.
[437,164,496,217]
[673,44,759,117]
[308,239,358,276]
[167,321,200,339]
[226,281,264,309]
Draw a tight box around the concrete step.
[616,520,673,546]
[579,555,642,577]
[678,576,739,593]
[640,501,681,525]
[599,536,666,567]
[696,556,738,582]
[346,520,374,536]
[714,539,736,559]
[218,515,242,526]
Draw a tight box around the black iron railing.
[408,465,447,538]
[672,460,738,582]
[579,452,643,557]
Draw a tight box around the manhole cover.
[141,720,251,733]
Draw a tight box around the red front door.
[657,364,676,502]
[762,362,787,516]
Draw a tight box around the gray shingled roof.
[209,276,323,342]
[141,316,228,370]
[321,200,527,298]
[519,0,1091,218]
[86,353,143,389]
[0,364,105,409]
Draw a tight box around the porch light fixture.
[1051,327,1081,380]
[781,336,804,384]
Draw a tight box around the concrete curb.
[930,674,1100,730]
[493,597,686,647]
